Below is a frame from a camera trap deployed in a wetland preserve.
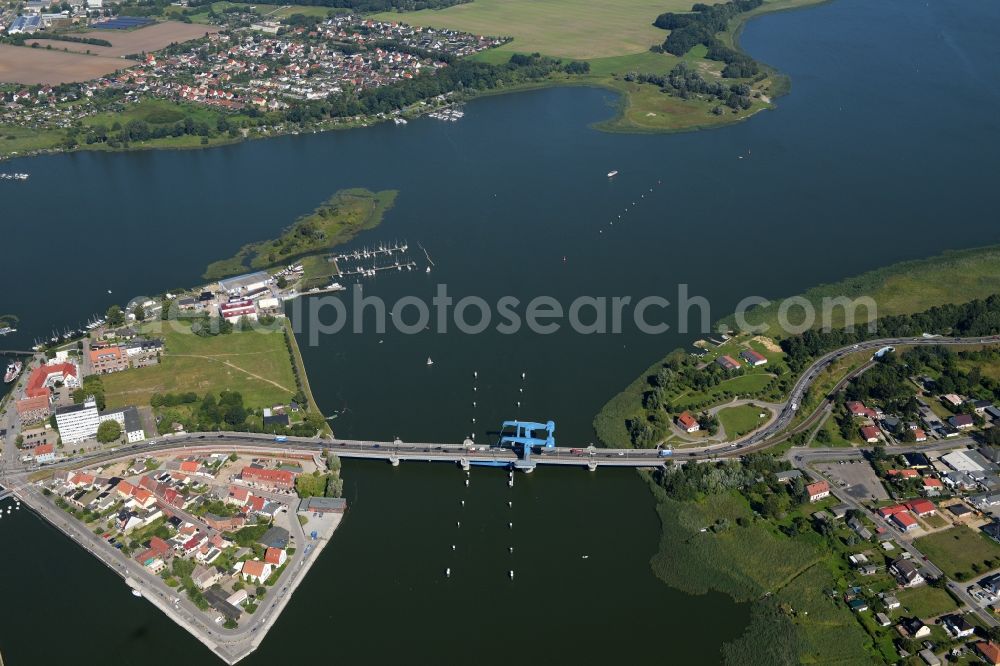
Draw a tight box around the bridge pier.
[587,461,597,472]
[389,455,400,467]
[459,458,470,472]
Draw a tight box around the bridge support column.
[587,461,598,472]
[389,455,400,467]
[459,458,470,472]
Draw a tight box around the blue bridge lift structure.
[498,420,555,471]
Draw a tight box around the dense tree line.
[2,32,113,47]
[625,63,753,109]
[781,294,1000,373]
[653,0,763,78]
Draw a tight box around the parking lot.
[816,460,889,501]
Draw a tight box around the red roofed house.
[161,487,186,509]
[891,511,918,532]
[887,469,919,479]
[976,641,1000,666]
[676,411,699,434]
[89,346,128,374]
[15,394,50,424]
[246,495,266,514]
[860,425,881,443]
[226,485,251,506]
[878,504,908,518]
[33,443,55,464]
[922,477,943,496]
[69,472,95,488]
[913,428,927,442]
[716,355,741,372]
[129,488,156,509]
[906,499,936,517]
[179,460,201,474]
[149,536,171,558]
[241,466,295,491]
[739,349,767,367]
[846,401,878,419]
[139,475,159,492]
[241,560,272,583]
[115,480,136,498]
[24,362,79,399]
[806,481,830,502]
[264,547,287,567]
[183,533,208,557]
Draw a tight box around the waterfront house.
[264,547,287,567]
[241,559,272,584]
[89,346,128,374]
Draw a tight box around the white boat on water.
[607,170,619,178]
[5,360,23,383]
[426,357,434,366]
[131,589,142,598]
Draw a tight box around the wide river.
[2,0,1000,662]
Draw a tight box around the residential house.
[899,617,930,638]
[204,513,245,531]
[890,558,925,587]
[89,346,129,374]
[240,559,273,584]
[975,642,1000,666]
[33,443,55,464]
[942,614,975,639]
[891,511,919,532]
[264,547,287,567]
[240,466,295,491]
[847,401,878,419]
[949,414,975,430]
[192,565,222,590]
[806,481,830,502]
[921,477,943,496]
[860,425,881,443]
[676,411,699,433]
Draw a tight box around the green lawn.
[0,124,65,155]
[895,585,958,619]
[101,320,298,410]
[675,372,776,410]
[718,404,770,440]
[915,526,1000,581]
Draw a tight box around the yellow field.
[374,0,705,59]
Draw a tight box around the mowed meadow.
[374,0,693,59]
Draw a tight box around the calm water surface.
[1,0,999,662]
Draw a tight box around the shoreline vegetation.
[0,0,824,161]
[594,245,1000,448]
[203,188,397,288]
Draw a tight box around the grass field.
[915,526,1000,581]
[724,245,1000,338]
[101,321,298,410]
[718,404,770,439]
[0,124,65,155]
[375,0,690,60]
[895,585,959,619]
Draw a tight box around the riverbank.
[594,243,1000,448]
[0,0,824,163]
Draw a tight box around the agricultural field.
[0,44,134,85]
[914,526,1000,581]
[374,0,686,60]
[101,320,298,410]
[31,22,220,58]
